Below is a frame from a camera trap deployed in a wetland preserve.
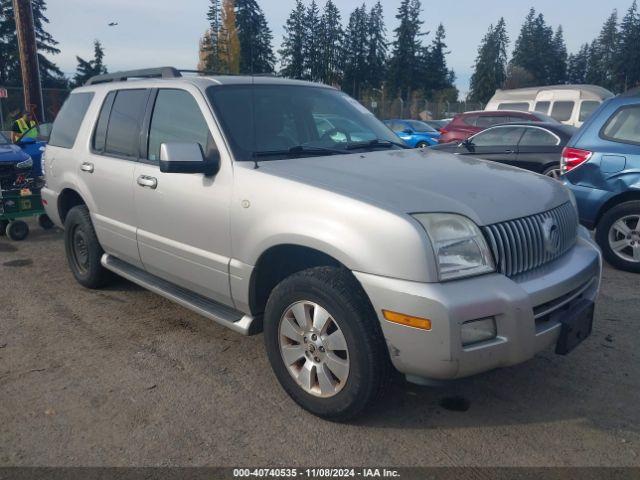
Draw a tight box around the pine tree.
[304,0,323,81]
[469,18,509,104]
[588,10,619,90]
[202,0,222,72]
[319,0,343,86]
[420,23,453,98]
[279,0,306,79]
[235,0,274,74]
[567,43,589,84]
[365,1,387,91]
[549,26,567,84]
[342,4,368,97]
[0,0,65,87]
[510,9,555,86]
[218,0,240,74]
[616,0,640,91]
[387,0,424,99]
[72,40,107,87]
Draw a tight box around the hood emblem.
[542,217,561,254]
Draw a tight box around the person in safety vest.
[11,109,38,143]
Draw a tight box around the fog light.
[461,317,496,346]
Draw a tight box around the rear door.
[516,126,562,174]
[463,126,524,166]
[81,88,150,268]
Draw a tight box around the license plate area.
[554,298,594,355]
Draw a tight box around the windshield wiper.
[344,138,409,150]
[254,145,348,158]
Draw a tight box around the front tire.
[415,141,429,149]
[64,205,112,288]
[263,266,390,421]
[6,220,29,241]
[596,200,640,273]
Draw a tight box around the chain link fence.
[0,87,70,130]
[357,96,484,121]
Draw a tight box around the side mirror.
[159,142,219,176]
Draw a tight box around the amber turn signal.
[382,310,432,330]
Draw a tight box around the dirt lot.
[0,220,638,467]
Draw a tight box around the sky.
[47,0,635,96]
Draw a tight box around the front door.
[462,126,525,167]
[133,87,233,305]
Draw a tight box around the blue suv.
[384,119,440,148]
[562,90,640,273]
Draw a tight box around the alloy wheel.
[608,214,640,263]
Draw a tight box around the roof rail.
[85,67,182,85]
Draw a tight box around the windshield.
[0,131,9,145]
[206,84,403,161]
[405,120,437,133]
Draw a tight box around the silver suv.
[42,68,602,420]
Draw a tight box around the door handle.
[504,149,514,154]
[80,162,94,173]
[137,175,158,189]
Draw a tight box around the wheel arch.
[57,188,87,224]
[595,190,640,229]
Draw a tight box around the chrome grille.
[482,202,578,277]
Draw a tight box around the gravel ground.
[0,220,638,467]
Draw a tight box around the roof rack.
[85,67,182,85]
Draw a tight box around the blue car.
[0,131,35,189]
[562,89,640,273]
[384,119,441,148]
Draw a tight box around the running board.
[101,254,255,335]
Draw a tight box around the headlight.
[413,213,495,281]
[16,157,33,169]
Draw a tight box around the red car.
[438,110,558,144]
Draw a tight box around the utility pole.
[13,0,45,122]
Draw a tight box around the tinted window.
[602,106,640,145]
[476,115,508,128]
[104,89,148,158]
[579,101,600,122]
[497,102,529,111]
[519,127,559,146]
[471,126,524,146]
[534,101,550,113]
[461,115,478,126]
[92,91,116,152]
[49,92,94,149]
[550,101,574,121]
[148,89,215,162]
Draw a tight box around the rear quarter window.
[601,105,640,146]
[48,92,94,149]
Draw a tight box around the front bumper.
[354,228,602,381]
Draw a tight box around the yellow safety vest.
[16,117,37,138]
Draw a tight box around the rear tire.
[38,213,54,230]
[416,141,429,149]
[64,205,112,288]
[543,165,562,179]
[6,220,29,241]
[263,266,390,421]
[0,220,8,236]
[596,200,640,273]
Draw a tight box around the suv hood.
[0,144,29,164]
[256,148,570,226]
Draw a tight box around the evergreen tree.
[420,23,452,98]
[0,0,65,87]
[567,43,589,84]
[279,0,306,79]
[616,0,640,90]
[342,4,369,97]
[469,18,509,104]
[587,10,619,90]
[510,8,555,85]
[72,40,107,87]
[387,0,424,99]
[202,0,222,72]
[319,0,343,86]
[218,0,240,74]
[303,0,323,81]
[365,1,387,91]
[235,0,275,74]
[549,26,567,84]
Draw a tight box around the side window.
[534,101,550,114]
[462,115,478,126]
[92,91,116,152]
[550,101,575,122]
[497,102,529,111]
[601,105,640,145]
[476,115,507,128]
[519,128,559,146]
[471,126,524,147]
[49,92,94,149]
[104,89,149,158]
[148,89,214,162]
[579,101,600,122]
